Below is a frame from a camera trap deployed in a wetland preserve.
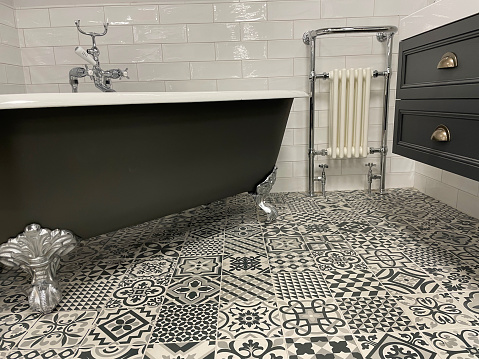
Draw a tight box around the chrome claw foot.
[252,167,279,223]
[0,224,77,314]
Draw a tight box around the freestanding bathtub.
[0,91,307,244]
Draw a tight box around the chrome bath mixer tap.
[69,20,128,93]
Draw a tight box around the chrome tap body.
[365,163,381,194]
[316,164,328,198]
[69,20,128,93]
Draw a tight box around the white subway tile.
[23,66,30,84]
[16,9,50,28]
[217,77,268,91]
[347,16,400,28]
[442,171,479,196]
[22,47,55,66]
[345,55,386,70]
[114,81,165,92]
[216,41,266,60]
[326,175,368,191]
[103,62,138,81]
[0,84,26,94]
[385,172,414,188]
[0,3,15,27]
[214,3,266,22]
[49,7,104,27]
[268,76,308,92]
[277,145,308,162]
[322,0,374,18]
[242,21,293,41]
[0,44,22,65]
[0,64,6,83]
[268,1,320,21]
[414,172,427,192]
[273,177,307,193]
[187,23,240,42]
[26,84,60,93]
[276,161,293,178]
[293,19,347,39]
[318,36,372,57]
[286,111,308,129]
[457,191,479,219]
[425,177,458,208]
[0,23,19,46]
[29,64,76,84]
[375,0,428,16]
[294,56,346,77]
[282,129,294,146]
[165,79,217,92]
[133,24,186,44]
[107,44,161,63]
[415,162,442,181]
[268,40,308,59]
[5,65,25,84]
[190,61,242,79]
[243,59,293,78]
[79,26,133,46]
[137,62,190,81]
[162,43,215,62]
[24,27,78,47]
[105,5,159,25]
[390,157,415,173]
[159,4,213,24]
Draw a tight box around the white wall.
[3,0,434,193]
[399,0,479,219]
[0,1,25,93]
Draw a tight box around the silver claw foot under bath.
[252,167,278,223]
[0,224,77,314]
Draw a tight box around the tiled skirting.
[0,188,478,358]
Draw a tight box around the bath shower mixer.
[69,20,129,92]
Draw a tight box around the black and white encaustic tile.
[0,188,478,358]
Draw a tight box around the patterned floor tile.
[422,328,479,359]
[424,265,479,291]
[74,345,146,358]
[273,272,331,300]
[298,222,340,237]
[163,276,220,305]
[216,338,285,359]
[402,247,464,268]
[397,293,478,331]
[220,274,276,303]
[0,288,30,314]
[217,301,282,339]
[222,253,269,275]
[135,240,184,259]
[74,260,130,282]
[151,303,218,343]
[144,341,215,359]
[59,278,121,311]
[357,248,415,270]
[323,269,389,297]
[374,267,444,295]
[224,237,266,255]
[18,311,97,349]
[279,298,349,337]
[7,348,76,358]
[94,240,143,261]
[126,256,176,282]
[263,224,302,237]
[268,251,317,273]
[265,236,307,252]
[225,225,263,239]
[174,256,222,277]
[285,335,363,359]
[81,307,156,347]
[306,240,352,251]
[187,225,224,241]
[0,313,42,351]
[181,238,224,256]
[0,268,30,288]
[446,246,479,266]
[312,250,368,271]
[337,296,416,334]
[355,332,436,359]
[105,276,168,308]
[455,291,479,318]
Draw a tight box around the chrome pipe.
[308,35,316,197]
[304,26,398,43]
[379,32,395,194]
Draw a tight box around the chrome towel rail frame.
[303,25,398,197]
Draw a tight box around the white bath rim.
[0,91,309,110]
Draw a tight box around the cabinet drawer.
[397,13,479,99]
[393,100,479,181]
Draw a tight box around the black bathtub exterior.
[0,98,293,243]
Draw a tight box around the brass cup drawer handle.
[431,124,451,142]
[437,52,458,69]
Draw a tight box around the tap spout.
[69,67,87,93]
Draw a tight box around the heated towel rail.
[303,25,398,197]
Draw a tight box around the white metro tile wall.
[6,0,429,193]
[402,0,479,219]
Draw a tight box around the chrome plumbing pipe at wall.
[303,25,398,197]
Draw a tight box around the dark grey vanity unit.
[393,13,479,181]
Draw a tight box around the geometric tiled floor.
[1,188,479,358]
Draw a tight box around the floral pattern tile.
[222,253,269,275]
[163,276,220,305]
[424,265,479,291]
[0,313,42,351]
[144,341,215,359]
[422,328,479,359]
[174,256,222,277]
[216,338,286,359]
[217,301,282,339]
[285,335,363,359]
[74,345,146,358]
